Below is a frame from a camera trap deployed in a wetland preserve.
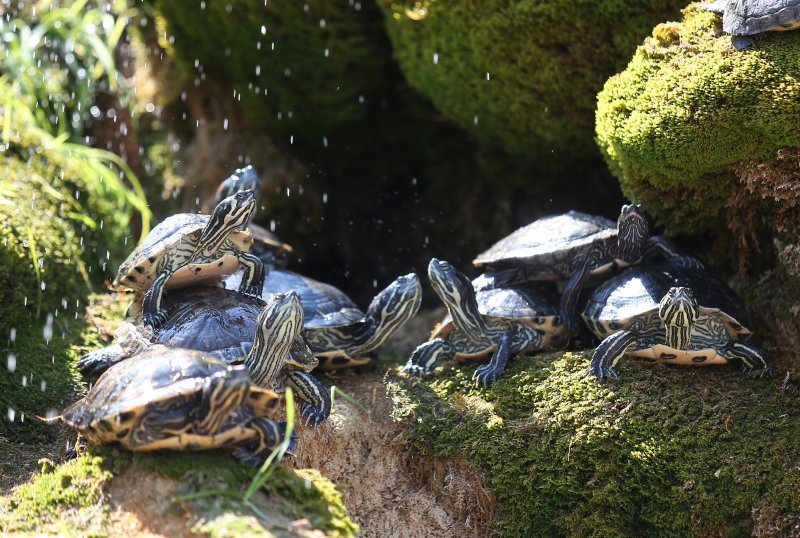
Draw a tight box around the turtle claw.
[588,364,620,381]
[241,284,262,298]
[301,404,326,428]
[403,363,429,377]
[143,309,169,329]
[472,365,500,387]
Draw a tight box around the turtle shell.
[708,0,800,36]
[153,287,265,352]
[582,263,751,340]
[114,213,252,292]
[433,275,564,346]
[227,269,363,328]
[62,349,242,442]
[472,211,616,279]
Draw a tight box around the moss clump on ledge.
[154,0,391,139]
[378,0,687,164]
[388,352,800,536]
[596,3,800,235]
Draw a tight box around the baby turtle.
[702,0,800,50]
[62,348,286,466]
[78,290,331,425]
[582,263,773,379]
[115,189,265,328]
[473,205,700,335]
[214,165,293,268]
[405,259,565,385]
[227,269,423,370]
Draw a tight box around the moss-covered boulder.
[596,4,800,237]
[378,0,688,164]
[154,0,391,140]
[389,352,800,536]
[0,82,143,442]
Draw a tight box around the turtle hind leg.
[233,419,297,466]
[142,270,173,329]
[286,372,331,426]
[404,339,455,376]
[726,341,773,378]
[560,258,594,336]
[589,329,638,380]
[77,344,127,379]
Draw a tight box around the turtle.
[114,189,266,329]
[63,350,287,466]
[581,263,774,380]
[214,165,293,268]
[77,289,332,425]
[404,259,566,385]
[226,269,423,370]
[701,0,800,50]
[472,204,702,335]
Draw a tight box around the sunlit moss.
[389,351,800,536]
[596,3,800,233]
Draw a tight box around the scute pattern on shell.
[713,0,800,35]
[115,213,210,284]
[473,211,616,269]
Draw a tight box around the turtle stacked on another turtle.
[701,0,800,50]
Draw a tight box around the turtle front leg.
[286,371,331,426]
[234,248,267,296]
[642,236,703,269]
[404,338,456,376]
[589,329,639,380]
[725,341,774,379]
[77,344,127,380]
[142,270,173,329]
[473,333,513,387]
[561,258,595,336]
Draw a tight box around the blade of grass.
[244,387,296,500]
[330,385,371,421]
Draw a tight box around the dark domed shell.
[155,287,265,352]
[235,269,363,328]
[63,350,239,429]
[473,211,616,267]
[583,263,751,336]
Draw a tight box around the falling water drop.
[43,313,54,344]
[7,354,16,372]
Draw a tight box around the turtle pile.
[406,206,773,384]
[64,167,773,465]
[66,166,423,463]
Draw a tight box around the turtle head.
[354,273,423,354]
[215,165,262,207]
[616,204,649,263]
[246,291,305,386]
[658,287,699,350]
[198,189,257,256]
[428,259,486,340]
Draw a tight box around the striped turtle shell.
[114,213,252,292]
[473,211,616,280]
[582,263,751,341]
[63,350,255,439]
[433,274,565,347]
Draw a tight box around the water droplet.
[43,313,53,343]
[433,52,439,64]
[40,380,47,392]
[261,25,267,35]
[223,118,229,130]
[10,328,16,342]
[21,375,27,387]
[7,354,16,372]
[322,193,328,204]
[7,408,15,422]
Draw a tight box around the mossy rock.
[377,0,688,165]
[0,447,357,536]
[154,0,391,139]
[596,3,800,235]
[388,351,800,536]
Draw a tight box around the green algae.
[388,351,800,536]
[378,0,688,165]
[596,3,800,235]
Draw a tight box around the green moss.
[378,0,687,164]
[389,351,800,536]
[596,3,800,234]
[0,448,125,533]
[154,0,391,138]
[136,453,358,537]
